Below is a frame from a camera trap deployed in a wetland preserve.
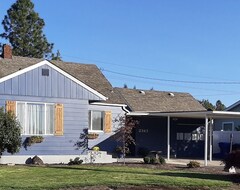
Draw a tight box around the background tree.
[51,50,62,61]
[215,100,226,111]
[0,0,53,58]
[0,108,21,156]
[199,99,215,110]
[123,84,128,88]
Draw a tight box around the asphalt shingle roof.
[0,56,124,104]
[114,87,206,112]
[0,56,205,112]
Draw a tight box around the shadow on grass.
[45,165,240,183]
[158,172,233,182]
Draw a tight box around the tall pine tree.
[0,0,53,58]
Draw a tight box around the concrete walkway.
[120,158,223,167]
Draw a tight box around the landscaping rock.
[32,156,44,165]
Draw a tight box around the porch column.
[167,116,170,160]
[204,116,208,166]
[209,118,213,162]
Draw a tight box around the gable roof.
[115,87,206,112]
[225,100,240,111]
[0,56,124,103]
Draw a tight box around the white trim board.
[0,60,107,100]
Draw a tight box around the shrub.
[150,157,160,164]
[223,150,240,170]
[187,161,200,168]
[0,108,21,156]
[159,156,166,164]
[143,156,151,164]
[68,157,83,165]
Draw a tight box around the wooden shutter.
[54,104,64,136]
[6,101,16,115]
[104,111,112,133]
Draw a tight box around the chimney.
[2,44,12,59]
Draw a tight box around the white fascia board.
[0,60,107,101]
[90,102,127,107]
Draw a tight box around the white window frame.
[16,101,55,136]
[222,122,234,131]
[89,110,104,132]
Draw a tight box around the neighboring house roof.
[225,100,240,111]
[115,87,206,112]
[0,56,125,104]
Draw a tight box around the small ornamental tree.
[0,108,22,156]
[114,115,138,164]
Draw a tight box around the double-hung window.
[89,111,104,131]
[16,102,54,135]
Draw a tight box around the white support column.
[167,116,170,161]
[204,116,208,166]
[209,118,213,162]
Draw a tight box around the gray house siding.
[0,95,88,155]
[88,104,126,153]
[0,64,102,101]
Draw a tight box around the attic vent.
[42,69,49,76]
[139,90,145,95]
[169,92,175,97]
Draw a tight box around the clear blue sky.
[1,0,240,107]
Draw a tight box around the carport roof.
[127,110,240,119]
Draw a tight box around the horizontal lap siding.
[0,95,88,155]
[88,105,126,152]
[0,65,101,101]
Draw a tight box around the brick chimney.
[2,44,12,59]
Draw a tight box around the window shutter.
[54,104,64,136]
[104,111,112,133]
[6,101,16,115]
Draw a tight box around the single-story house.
[1,45,240,166]
[213,100,240,157]
[0,45,127,164]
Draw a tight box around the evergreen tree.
[51,50,62,61]
[0,0,53,58]
[215,100,226,111]
[199,99,215,111]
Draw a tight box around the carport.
[128,111,240,166]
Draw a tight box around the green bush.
[159,156,166,164]
[150,157,159,164]
[187,161,200,168]
[223,150,240,170]
[68,157,83,165]
[143,156,151,164]
[0,108,21,155]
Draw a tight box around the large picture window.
[89,111,104,131]
[222,122,234,131]
[16,102,54,135]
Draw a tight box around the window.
[89,111,104,131]
[16,102,54,135]
[222,122,234,131]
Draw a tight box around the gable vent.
[168,92,175,97]
[139,90,145,95]
[42,69,49,76]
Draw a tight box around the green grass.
[0,165,234,190]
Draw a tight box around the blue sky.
[1,0,240,107]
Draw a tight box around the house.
[213,100,240,157]
[114,88,207,158]
[0,45,127,164]
[1,45,240,165]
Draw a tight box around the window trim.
[222,122,234,131]
[89,110,104,132]
[16,101,55,136]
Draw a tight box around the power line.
[101,68,240,85]
[62,54,235,81]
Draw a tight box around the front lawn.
[0,164,235,190]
